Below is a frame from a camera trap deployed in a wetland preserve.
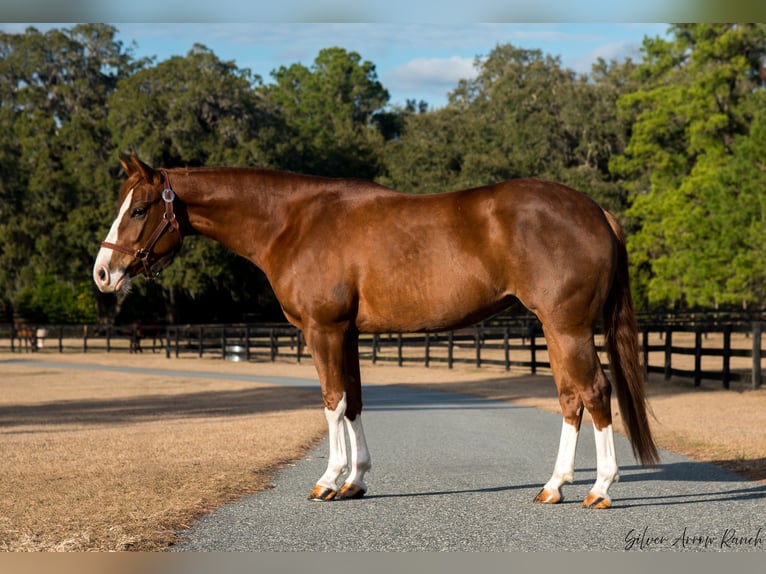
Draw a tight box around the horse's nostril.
[97,267,108,283]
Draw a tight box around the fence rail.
[2,317,763,389]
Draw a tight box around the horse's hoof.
[581,492,611,509]
[533,487,562,504]
[336,482,366,500]
[308,485,337,501]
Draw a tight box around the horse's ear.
[119,153,134,176]
[120,154,159,183]
[131,155,157,183]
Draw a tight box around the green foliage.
[379,105,468,194]
[263,47,390,178]
[2,23,765,324]
[611,23,766,309]
[107,44,280,168]
[0,24,136,323]
[17,275,97,323]
[381,45,634,213]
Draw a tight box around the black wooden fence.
[641,322,763,389]
[2,315,763,389]
[161,322,548,373]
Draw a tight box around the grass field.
[0,354,327,551]
[1,350,765,551]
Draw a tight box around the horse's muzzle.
[93,263,129,294]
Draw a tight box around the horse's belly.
[355,273,512,333]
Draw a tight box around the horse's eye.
[131,207,146,218]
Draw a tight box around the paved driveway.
[171,385,766,552]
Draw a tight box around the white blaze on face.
[93,189,134,293]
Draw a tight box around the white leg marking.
[343,414,371,490]
[316,393,348,490]
[93,189,134,290]
[590,424,619,499]
[542,420,579,494]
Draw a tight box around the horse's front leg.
[306,323,371,501]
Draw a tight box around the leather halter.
[100,169,182,279]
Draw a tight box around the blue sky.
[118,23,670,107]
[2,22,669,108]
[102,23,672,108]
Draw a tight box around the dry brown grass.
[0,353,327,551]
[1,348,765,552]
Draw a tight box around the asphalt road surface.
[171,384,766,552]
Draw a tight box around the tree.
[106,44,286,323]
[453,45,581,184]
[381,44,634,213]
[708,97,766,307]
[553,57,638,214]
[263,47,390,179]
[611,24,766,308]
[107,44,280,168]
[0,24,138,323]
[379,105,469,194]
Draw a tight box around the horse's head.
[93,155,184,294]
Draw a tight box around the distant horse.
[13,324,38,353]
[94,155,658,508]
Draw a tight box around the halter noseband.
[101,169,182,279]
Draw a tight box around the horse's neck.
[173,168,290,270]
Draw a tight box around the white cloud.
[387,55,479,95]
[566,40,644,74]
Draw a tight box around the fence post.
[106,325,112,353]
[198,326,204,358]
[664,327,673,381]
[722,325,731,389]
[165,326,171,359]
[448,331,454,369]
[504,327,510,371]
[371,333,378,364]
[642,329,649,375]
[529,325,537,375]
[270,328,277,362]
[424,332,430,368]
[474,327,481,368]
[694,326,703,387]
[83,325,88,353]
[296,330,303,364]
[753,322,762,390]
[245,325,251,362]
[58,326,63,353]
[397,333,403,367]
[221,326,226,360]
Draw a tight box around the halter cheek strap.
[101,170,183,279]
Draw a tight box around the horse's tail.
[602,211,659,466]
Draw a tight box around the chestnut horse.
[94,155,658,509]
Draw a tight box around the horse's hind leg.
[534,334,585,505]
[537,328,619,509]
